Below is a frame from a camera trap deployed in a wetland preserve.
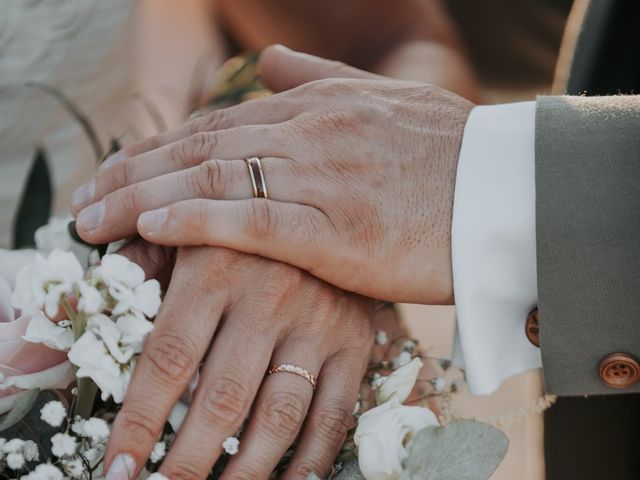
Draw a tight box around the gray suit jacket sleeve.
[535,95,640,396]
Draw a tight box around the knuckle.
[196,375,251,428]
[109,157,132,190]
[112,185,141,213]
[163,460,204,480]
[226,471,258,480]
[177,132,215,167]
[187,199,213,236]
[116,406,161,445]
[312,405,352,446]
[257,390,307,440]
[199,108,229,132]
[309,78,343,96]
[244,200,277,239]
[144,333,199,382]
[196,160,224,199]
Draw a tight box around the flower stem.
[60,296,88,340]
[75,377,98,419]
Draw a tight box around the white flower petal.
[23,313,74,351]
[95,254,145,289]
[77,282,105,315]
[0,362,74,392]
[376,357,423,405]
[132,280,161,317]
[68,330,131,403]
[115,314,154,352]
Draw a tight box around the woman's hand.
[105,241,375,480]
[72,46,474,304]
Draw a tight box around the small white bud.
[392,351,412,370]
[432,376,446,392]
[150,441,166,463]
[222,436,239,455]
[51,433,77,458]
[6,452,24,470]
[375,330,388,345]
[41,401,67,427]
[402,340,417,352]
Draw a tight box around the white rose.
[375,357,423,405]
[354,400,438,480]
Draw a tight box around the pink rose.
[0,250,74,414]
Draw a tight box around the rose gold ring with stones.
[267,364,317,389]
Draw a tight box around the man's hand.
[72,46,473,304]
[105,241,375,480]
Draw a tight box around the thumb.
[258,44,382,93]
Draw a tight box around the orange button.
[525,309,540,347]
[598,353,640,389]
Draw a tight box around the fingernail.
[138,208,168,234]
[77,200,105,232]
[71,180,95,212]
[106,454,136,480]
[99,151,126,173]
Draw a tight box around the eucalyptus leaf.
[331,459,366,480]
[0,389,41,432]
[400,419,509,480]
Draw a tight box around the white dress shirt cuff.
[451,101,541,395]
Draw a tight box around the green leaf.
[332,460,366,480]
[400,419,509,480]
[0,389,41,432]
[12,148,52,249]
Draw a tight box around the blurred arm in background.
[211,0,480,100]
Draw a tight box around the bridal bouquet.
[0,232,508,480]
[2,55,508,480]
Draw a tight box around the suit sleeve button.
[599,353,640,389]
[525,309,540,347]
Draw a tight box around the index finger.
[103,254,228,479]
[71,94,303,216]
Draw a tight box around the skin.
[72,46,474,305]
[104,239,376,480]
[214,0,480,100]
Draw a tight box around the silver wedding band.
[246,157,268,199]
